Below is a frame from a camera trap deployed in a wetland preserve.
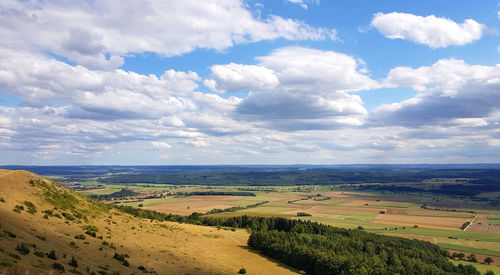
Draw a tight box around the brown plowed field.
[467,223,500,233]
[386,209,406,214]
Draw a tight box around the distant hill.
[0,169,297,274]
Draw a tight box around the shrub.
[15,243,30,255]
[8,253,21,259]
[73,212,83,219]
[83,225,98,237]
[23,201,37,214]
[113,253,129,262]
[379,211,385,214]
[296,212,312,217]
[69,256,78,267]
[34,250,45,258]
[3,230,16,238]
[52,262,65,272]
[35,235,46,241]
[69,241,79,249]
[138,265,146,271]
[123,259,130,267]
[0,197,5,202]
[239,268,247,274]
[62,212,76,221]
[75,234,86,240]
[47,250,57,260]
[13,205,24,213]
[357,225,364,230]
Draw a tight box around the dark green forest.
[98,169,500,188]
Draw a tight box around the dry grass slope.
[0,170,297,274]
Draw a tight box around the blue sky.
[0,0,500,165]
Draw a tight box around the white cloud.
[206,47,378,130]
[256,47,377,92]
[372,59,500,127]
[0,47,249,157]
[371,12,484,48]
[185,139,209,147]
[0,0,336,69]
[288,0,308,9]
[151,141,172,150]
[287,0,320,10]
[204,63,279,93]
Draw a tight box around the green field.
[450,260,500,274]
[80,182,500,269]
[488,218,500,225]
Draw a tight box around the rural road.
[463,214,478,231]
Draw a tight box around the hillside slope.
[0,169,297,274]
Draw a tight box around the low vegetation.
[204,201,268,215]
[88,188,140,200]
[175,191,256,197]
[23,201,36,214]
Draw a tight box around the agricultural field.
[80,182,500,271]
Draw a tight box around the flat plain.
[82,182,500,272]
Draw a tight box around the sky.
[1,0,500,165]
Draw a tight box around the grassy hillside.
[0,170,297,274]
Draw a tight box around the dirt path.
[464,214,478,231]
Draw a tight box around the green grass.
[438,243,500,257]
[450,260,500,274]
[370,226,500,243]
[339,201,416,208]
[294,216,388,230]
[345,213,377,221]
[487,219,500,225]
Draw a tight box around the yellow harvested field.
[373,214,468,230]
[145,196,249,215]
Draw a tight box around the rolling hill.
[0,169,297,274]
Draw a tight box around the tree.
[238,268,247,274]
[467,254,477,263]
[484,271,494,275]
[69,256,78,267]
[15,243,30,255]
[484,257,494,265]
[52,262,65,272]
[47,250,57,260]
[457,252,465,260]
